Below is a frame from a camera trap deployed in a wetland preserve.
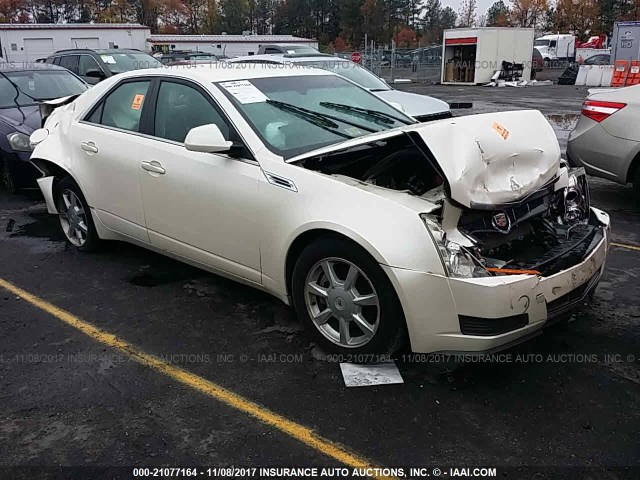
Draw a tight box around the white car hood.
[374,89,450,117]
[290,110,561,208]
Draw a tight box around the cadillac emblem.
[491,211,511,234]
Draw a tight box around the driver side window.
[153,81,230,143]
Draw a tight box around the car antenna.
[0,70,40,123]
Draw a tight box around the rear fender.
[37,176,58,214]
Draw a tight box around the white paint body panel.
[31,64,609,353]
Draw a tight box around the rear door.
[70,78,154,243]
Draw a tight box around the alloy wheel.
[304,257,380,348]
[58,189,89,247]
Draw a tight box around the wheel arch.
[626,150,640,184]
[284,227,392,302]
[30,158,84,214]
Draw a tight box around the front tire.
[292,237,406,357]
[55,177,100,251]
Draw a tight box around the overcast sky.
[441,0,504,17]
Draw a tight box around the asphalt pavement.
[0,86,638,480]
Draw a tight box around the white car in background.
[29,65,609,357]
[227,53,452,122]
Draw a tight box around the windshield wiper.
[267,99,378,134]
[319,101,413,125]
[266,100,356,140]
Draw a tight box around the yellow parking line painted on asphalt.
[0,277,397,480]
[611,242,640,252]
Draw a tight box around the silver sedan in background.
[227,53,452,122]
[567,84,640,193]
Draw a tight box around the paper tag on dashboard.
[220,80,268,104]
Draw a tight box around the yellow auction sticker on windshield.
[492,122,510,140]
[131,94,145,110]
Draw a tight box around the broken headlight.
[421,214,489,278]
[553,167,590,225]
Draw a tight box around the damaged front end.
[293,110,609,281]
[422,166,605,279]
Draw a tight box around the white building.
[0,24,151,63]
[147,34,318,58]
[441,27,535,85]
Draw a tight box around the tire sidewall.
[292,237,406,356]
[634,167,640,195]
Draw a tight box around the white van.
[534,34,576,63]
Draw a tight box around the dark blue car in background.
[0,63,88,192]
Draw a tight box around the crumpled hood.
[416,110,560,208]
[374,89,450,117]
[289,109,560,209]
[0,105,41,134]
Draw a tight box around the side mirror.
[85,69,105,79]
[184,124,233,153]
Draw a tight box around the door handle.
[80,141,98,154]
[141,160,166,175]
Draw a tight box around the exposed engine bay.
[298,133,605,278]
[298,135,446,196]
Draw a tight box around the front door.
[138,79,262,283]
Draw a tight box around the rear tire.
[55,177,100,252]
[292,237,406,358]
[633,167,640,195]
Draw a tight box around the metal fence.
[326,45,444,84]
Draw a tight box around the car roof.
[51,48,143,55]
[261,43,316,48]
[0,62,68,72]
[114,63,335,83]
[230,53,347,64]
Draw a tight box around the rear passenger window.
[87,81,150,132]
[78,55,102,76]
[58,55,79,74]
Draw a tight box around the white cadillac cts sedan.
[29,64,610,356]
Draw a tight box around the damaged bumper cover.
[384,207,610,354]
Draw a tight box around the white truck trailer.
[0,24,151,63]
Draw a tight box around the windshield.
[0,69,87,108]
[189,54,218,60]
[284,46,318,54]
[534,39,550,47]
[99,52,162,74]
[217,74,413,159]
[300,60,390,91]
